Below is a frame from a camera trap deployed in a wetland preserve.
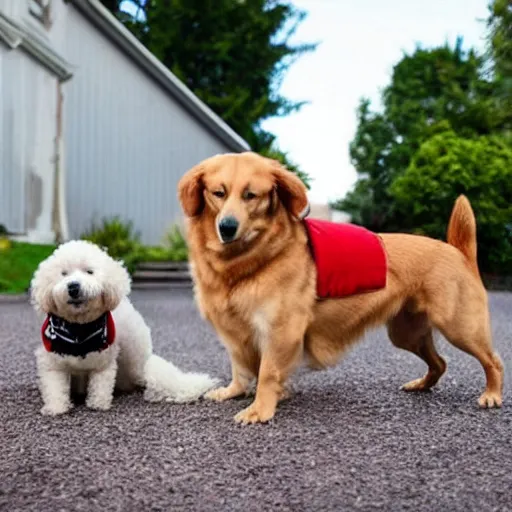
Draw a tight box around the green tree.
[333,39,495,231]
[390,130,512,274]
[100,0,316,182]
[486,0,512,133]
[331,99,397,229]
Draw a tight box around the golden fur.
[178,151,503,424]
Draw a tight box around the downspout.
[51,81,69,243]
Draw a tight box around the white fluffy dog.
[31,240,217,416]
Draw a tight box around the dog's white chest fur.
[251,302,276,351]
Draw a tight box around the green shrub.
[164,225,188,262]
[80,217,145,274]
[391,131,512,275]
[80,219,189,272]
[0,224,11,251]
[143,246,172,262]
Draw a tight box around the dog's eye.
[212,190,225,199]
[86,269,94,275]
[61,271,68,276]
[243,191,257,200]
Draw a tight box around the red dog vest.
[303,218,387,299]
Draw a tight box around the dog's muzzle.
[66,281,86,307]
[218,216,239,243]
[67,281,81,299]
[68,281,81,299]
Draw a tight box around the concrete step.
[137,261,189,271]
[131,281,193,290]
[132,260,192,287]
[132,269,191,281]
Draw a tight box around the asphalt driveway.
[1,290,511,511]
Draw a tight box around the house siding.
[0,42,57,239]
[63,6,233,245]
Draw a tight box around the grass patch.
[0,219,189,294]
[0,241,56,294]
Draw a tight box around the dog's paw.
[205,386,241,402]
[478,391,502,409]
[234,403,275,425]
[40,402,72,416]
[86,397,113,411]
[401,377,432,392]
[278,385,294,402]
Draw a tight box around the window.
[29,0,52,28]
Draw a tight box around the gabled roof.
[70,0,250,152]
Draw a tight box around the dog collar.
[42,312,116,358]
[297,202,311,221]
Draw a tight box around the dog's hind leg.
[387,308,447,392]
[431,306,503,408]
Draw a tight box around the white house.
[0,0,249,245]
[308,203,351,223]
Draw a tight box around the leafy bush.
[163,225,188,262]
[0,224,11,251]
[80,218,189,273]
[143,246,172,262]
[80,217,145,274]
[140,225,189,263]
[391,131,512,274]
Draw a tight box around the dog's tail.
[447,195,480,278]
[143,354,218,403]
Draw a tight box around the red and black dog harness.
[303,218,387,299]
[42,312,116,358]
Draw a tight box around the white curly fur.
[31,240,217,416]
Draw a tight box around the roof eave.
[0,12,73,81]
[69,0,250,153]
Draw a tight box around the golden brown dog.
[178,151,503,424]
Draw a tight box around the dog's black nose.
[218,216,239,243]
[67,281,81,299]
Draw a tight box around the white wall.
[0,0,71,243]
[62,6,234,245]
[1,0,243,244]
[0,42,58,242]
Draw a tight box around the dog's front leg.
[36,348,73,416]
[86,359,118,411]
[234,324,305,425]
[205,344,259,402]
[38,368,73,416]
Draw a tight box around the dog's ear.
[178,164,205,217]
[102,257,131,311]
[270,161,309,220]
[30,262,57,314]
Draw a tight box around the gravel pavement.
[1,290,511,512]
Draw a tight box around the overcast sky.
[261,0,490,204]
